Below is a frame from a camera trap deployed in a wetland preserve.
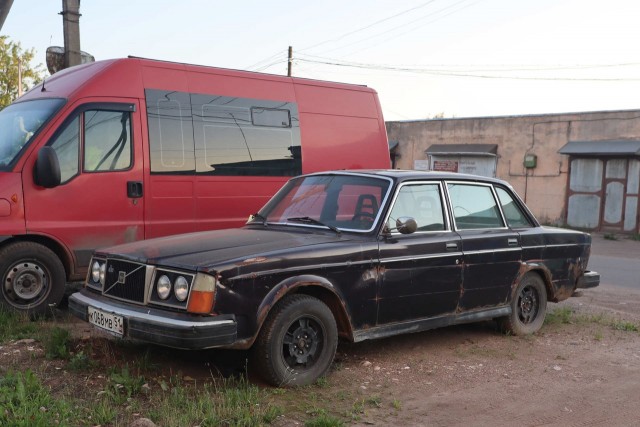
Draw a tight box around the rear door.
[445,181,522,311]
[24,99,144,277]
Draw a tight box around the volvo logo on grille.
[117,271,126,284]
[108,265,114,274]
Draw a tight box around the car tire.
[498,272,547,335]
[252,294,338,387]
[0,241,66,317]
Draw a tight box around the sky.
[3,0,640,121]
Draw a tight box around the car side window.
[50,116,80,183]
[495,187,532,228]
[84,110,132,172]
[388,183,445,232]
[447,183,504,229]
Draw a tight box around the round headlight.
[91,261,101,283]
[99,263,106,285]
[174,276,189,302]
[157,275,172,300]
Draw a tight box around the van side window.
[447,183,504,230]
[50,116,80,183]
[84,111,132,172]
[495,187,532,228]
[145,89,301,177]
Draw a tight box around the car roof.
[304,169,511,187]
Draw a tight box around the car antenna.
[41,77,47,92]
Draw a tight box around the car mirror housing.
[34,146,61,188]
[396,217,418,234]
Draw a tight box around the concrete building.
[387,109,640,234]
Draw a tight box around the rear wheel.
[0,242,66,317]
[499,273,547,335]
[253,294,338,387]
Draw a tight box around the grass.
[0,308,38,342]
[630,234,640,241]
[603,233,618,240]
[545,306,639,333]
[43,327,71,359]
[0,369,78,426]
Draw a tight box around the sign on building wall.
[429,155,497,177]
[414,160,429,170]
[432,160,459,172]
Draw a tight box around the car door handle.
[446,242,458,251]
[127,181,143,198]
[508,238,519,246]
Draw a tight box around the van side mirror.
[34,147,61,188]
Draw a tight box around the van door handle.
[446,242,458,251]
[127,181,143,198]
[508,238,519,246]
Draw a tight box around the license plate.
[88,306,124,337]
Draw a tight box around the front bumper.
[69,290,237,350]
[576,270,600,289]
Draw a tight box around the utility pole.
[287,46,293,77]
[17,59,22,97]
[61,0,81,69]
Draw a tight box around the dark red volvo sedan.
[70,170,599,386]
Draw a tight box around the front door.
[377,182,462,325]
[24,99,145,278]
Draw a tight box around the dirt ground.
[2,235,639,426]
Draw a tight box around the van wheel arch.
[1,235,74,280]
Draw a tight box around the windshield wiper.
[286,217,341,235]
[248,212,268,226]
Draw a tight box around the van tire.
[498,273,547,335]
[252,294,338,387]
[0,242,66,317]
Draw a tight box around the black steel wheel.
[0,241,66,316]
[253,294,338,387]
[498,272,547,335]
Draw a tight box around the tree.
[0,36,45,108]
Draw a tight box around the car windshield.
[258,174,392,232]
[0,98,65,170]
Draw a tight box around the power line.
[316,0,476,56]
[295,57,640,81]
[300,0,438,52]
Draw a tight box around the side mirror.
[34,147,61,188]
[395,217,418,234]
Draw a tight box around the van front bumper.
[69,290,237,349]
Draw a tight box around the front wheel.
[0,242,66,317]
[498,273,547,335]
[252,294,338,387]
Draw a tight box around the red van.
[0,57,390,315]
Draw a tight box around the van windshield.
[0,98,65,170]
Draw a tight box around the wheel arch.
[254,275,354,345]
[0,235,74,281]
[515,263,554,301]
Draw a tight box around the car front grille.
[103,259,147,303]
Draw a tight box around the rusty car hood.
[96,226,355,271]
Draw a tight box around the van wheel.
[0,242,66,317]
[253,294,338,387]
[498,273,547,335]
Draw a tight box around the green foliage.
[544,307,574,325]
[107,364,146,404]
[146,376,279,427]
[611,321,639,332]
[0,307,37,342]
[0,36,45,107]
[43,327,71,360]
[305,409,345,427]
[603,233,618,241]
[0,369,77,426]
